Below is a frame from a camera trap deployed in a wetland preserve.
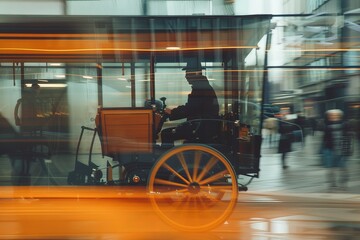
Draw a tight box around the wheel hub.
[187,182,200,194]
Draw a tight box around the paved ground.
[248,130,360,195]
[1,130,359,195]
[0,130,359,239]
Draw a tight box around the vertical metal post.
[150,54,155,102]
[20,62,25,87]
[130,62,136,107]
[142,0,148,15]
[260,20,273,127]
[12,62,16,86]
[97,63,103,108]
[224,60,229,115]
[19,62,25,133]
[232,53,240,112]
[62,0,67,15]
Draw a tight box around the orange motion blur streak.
[0,32,257,55]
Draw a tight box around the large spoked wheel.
[147,144,238,232]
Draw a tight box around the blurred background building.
[0,0,358,118]
[0,0,359,139]
[267,0,360,125]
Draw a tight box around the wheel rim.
[148,144,238,232]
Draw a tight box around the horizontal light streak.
[245,67,357,71]
[0,47,346,55]
[55,74,66,78]
[25,83,67,88]
[0,46,258,53]
[270,48,360,52]
[165,47,181,50]
[210,68,360,73]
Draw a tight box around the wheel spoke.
[199,169,229,185]
[154,178,188,188]
[162,162,190,185]
[197,156,218,182]
[176,152,193,182]
[192,151,202,182]
[149,145,238,232]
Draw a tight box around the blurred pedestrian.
[277,119,294,169]
[263,117,278,147]
[322,109,350,191]
[0,113,30,185]
[15,83,42,135]
[295,111,306,136]
[308,117,318,136]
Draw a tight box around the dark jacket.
[278,121,294,153]
[0,114,19,156]
[169,76,219,121]
[322,120,351,156]
[169,76,219,140]
[323,120,343,149]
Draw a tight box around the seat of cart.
[95,108,154,157]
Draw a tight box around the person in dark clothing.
[0,113,29,185]
[15,83,42,134]
[322,109,349,191]
[294,112,307,141]
[277,119,294,169]
[161,59,219,147]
